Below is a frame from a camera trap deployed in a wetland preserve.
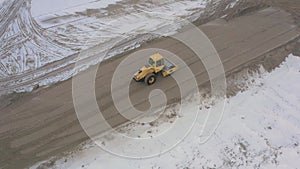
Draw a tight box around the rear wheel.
[144,73,156,85]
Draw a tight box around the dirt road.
[0,7,299,169]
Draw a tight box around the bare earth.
[0,7,299,169]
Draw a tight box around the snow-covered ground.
[31,0,211,59]
[31,54,300,169]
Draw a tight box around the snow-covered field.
[31,54,300,169]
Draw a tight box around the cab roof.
[150,53,164,61]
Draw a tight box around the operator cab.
[148,53,164,72]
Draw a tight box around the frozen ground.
[31,54,300,169]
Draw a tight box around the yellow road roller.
[133,53,178,85]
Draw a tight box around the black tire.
[144,73,156,85]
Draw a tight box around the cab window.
[149,58,155,67]
[156,59,163,67]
